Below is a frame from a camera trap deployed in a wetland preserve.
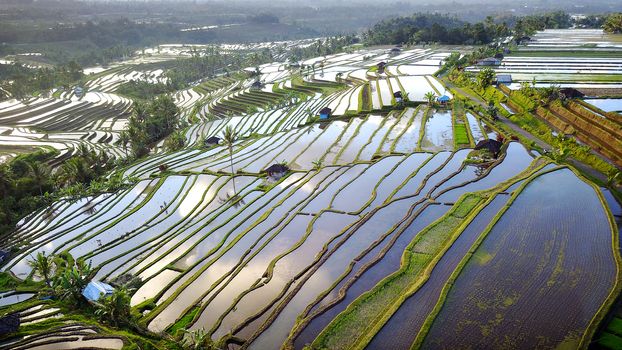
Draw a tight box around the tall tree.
[477,68,496,89]
[424,91,437,105]
[27,252,55,287]
[28,161,51,196]
[222,126,238,196]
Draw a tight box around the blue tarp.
[437,95,451,102]
[82,281,114,301]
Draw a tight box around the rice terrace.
[0,1,621,349]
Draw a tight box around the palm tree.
[28,161,51,196]
[118,132,130,155]
[76,143,92,160]
[27,252,54,287]
[222,125,238,195]
[477,68,496,89]
[424,91,437,105]
[59,157,94,185]
[0,165,11,198]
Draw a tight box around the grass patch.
[454,123,470,146]
[0,272,18,290]
[166,304,201,336]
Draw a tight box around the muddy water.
[423,169,617,349]
[336,115,384,164]
[131,269,181,306]
[435,142,534,202]
[248,198,420,349]
[465,113,485,142]
[381,108,415,153]
[324,119,363,165]
[190,214,315,332]
[367,193,512,349]
[358,116,397,161]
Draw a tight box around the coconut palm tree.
[424,91,437,106]
[222,125,238,195]
[118,132,130,155]
[59,157,94,185]
[27,252,54,287]
[0,165,11,198]
[28,161,51,196]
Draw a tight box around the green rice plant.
[167,305,201,337]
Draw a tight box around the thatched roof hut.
[475,139,503,157]
[264,164,289,179]
[205,136,221,146]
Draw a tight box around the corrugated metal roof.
[82,281,114,301]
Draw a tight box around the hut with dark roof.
[264,164,289,180]
[205,136,221,147]
[474,139,503,158]
[250,80,264,90]
[477,57,501,66]
[394,91,403,103]
[376,62,387,73]
[560,88,585,100]
[495,74,513,85]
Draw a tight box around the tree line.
[0,145,124,234]
[0,61,83,100]
[363,11,619,46]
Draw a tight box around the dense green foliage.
[166,36,356,88]
[363,14,509,45]
[362,11,603,46]
[604,13,622,34]
[0,146,121,234]
[0,61,83,100]
[512,11,572,37]
[121,95,181,157]
[95,288,134,328]
[116,80,176,101]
